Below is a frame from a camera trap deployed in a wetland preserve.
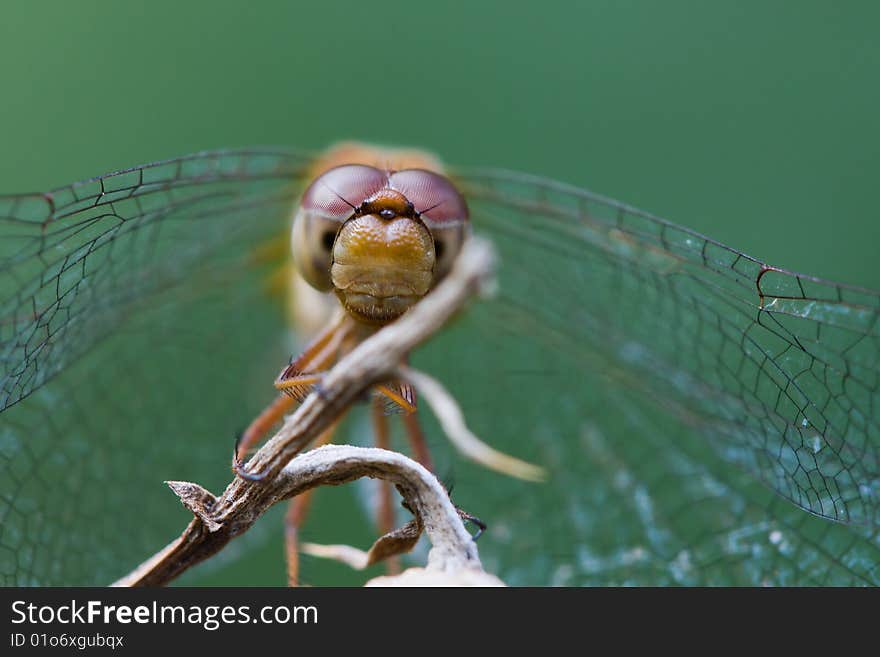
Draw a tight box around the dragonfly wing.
[413,167,880,584]
[1,149,312,410]
[2,150,877,586]
[0,150,312,584]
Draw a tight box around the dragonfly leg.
[273,312,351,402]
[235,393,296,462]
[284,421,338,587]
[375,383,417,414]
[235,312,351,467]
[371,396,401,575]
[457,508,487,540]
[232,373,325,477]
[402,408,433,471]
[284,493,314,587]
[274,372,327,402]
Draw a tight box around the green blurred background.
[2,1,877,585]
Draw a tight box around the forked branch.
[114,237,527,586]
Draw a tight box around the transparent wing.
[0,150,312,585]
[3,151,878,586]
[410,168,879,585]
[0,149,312,410]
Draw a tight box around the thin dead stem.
[115,445,497,586]
[399,365,546,482]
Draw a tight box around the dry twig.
[116,445,502,586]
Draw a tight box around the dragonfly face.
[292,162,470,324]
[0,144,877,586]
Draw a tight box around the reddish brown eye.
[389,169,469,226]
[301,164,388,218]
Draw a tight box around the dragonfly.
[0,143,878,586]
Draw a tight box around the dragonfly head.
[292,164,470,325]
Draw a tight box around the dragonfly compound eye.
[291,209,342,291]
